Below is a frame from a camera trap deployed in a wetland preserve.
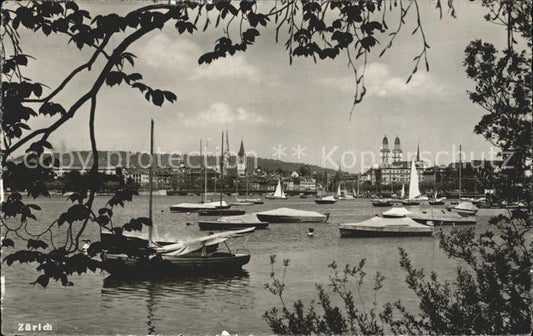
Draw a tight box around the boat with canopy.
[409,208,476,225]
[256,208,329,223]
[315,195,337,204]
[198,214,269,230]
[339,216,433,237]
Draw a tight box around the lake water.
[1,195,502,335]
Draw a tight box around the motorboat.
[339,216,433,237]
[409,208,476,225]
[169,201,230,213]
[371,199,393,207]
[198,209,246,216]
[449,201,479,216]
[256,208,329,223]
[382,207,411,218]
[198,214,269,230]
[314,195,337,204]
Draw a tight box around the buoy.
[187,212,191,215]
[186,222,191,226]
[307,228,314,237]
[220,331,230,336]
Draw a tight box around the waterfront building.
[377,137,426,185]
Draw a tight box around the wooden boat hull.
[256,213,329,223]
[170,205,231,212]
[339,226,433,238]
[410,215,476,225]
[229,202,255,206]
[314,199,337,204]
[198,209,246,216]
[198,221,269,230]
[372,202,392,207]
[402,200,421,206]
[428,200,445,205]
[102,253,251,276]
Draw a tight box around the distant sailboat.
[429,190,446,205]
[402,159,422,206]
[400,184,405,199]
[266,178,287,199]
[335,183,341,198]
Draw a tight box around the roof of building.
[238,139,245,157]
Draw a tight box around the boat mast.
[203,138,208,203]
[148,119,154,244]
[219,131,224,208]
[459,144,462,199]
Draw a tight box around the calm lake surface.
[1,195,503,335]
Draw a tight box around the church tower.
[237,139,246,177]
[392,136,403,163]
[380,135,390,167]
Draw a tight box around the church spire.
[238,138,245,157]
[416,143,420,162]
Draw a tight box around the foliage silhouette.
[1,0,452,287]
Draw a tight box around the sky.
[15,1,508,172]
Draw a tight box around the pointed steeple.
[416,143,420,162]
[238,138,245,157]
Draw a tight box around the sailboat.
[170,138,231,213]
[315,181,337,204]
[197,130,246,216]
[101,120,253,275]
[402,159,423,206]
[266,178,287,199]
[338,183,355,200]
[429,191,446,205]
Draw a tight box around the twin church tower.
[380,135,403,167]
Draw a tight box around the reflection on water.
[101,271,251,335]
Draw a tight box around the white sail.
[336,183,341,197]
[273,179,284,198]
[0,177,4,203]
[400,184,405,199]
[408,159,421,199]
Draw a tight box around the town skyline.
[18,1,506,170]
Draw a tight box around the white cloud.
[138,33,200,69]
[317,62,444,98]
[182,102,267,125]
[188,54,262,83]
[138,33,270,84]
